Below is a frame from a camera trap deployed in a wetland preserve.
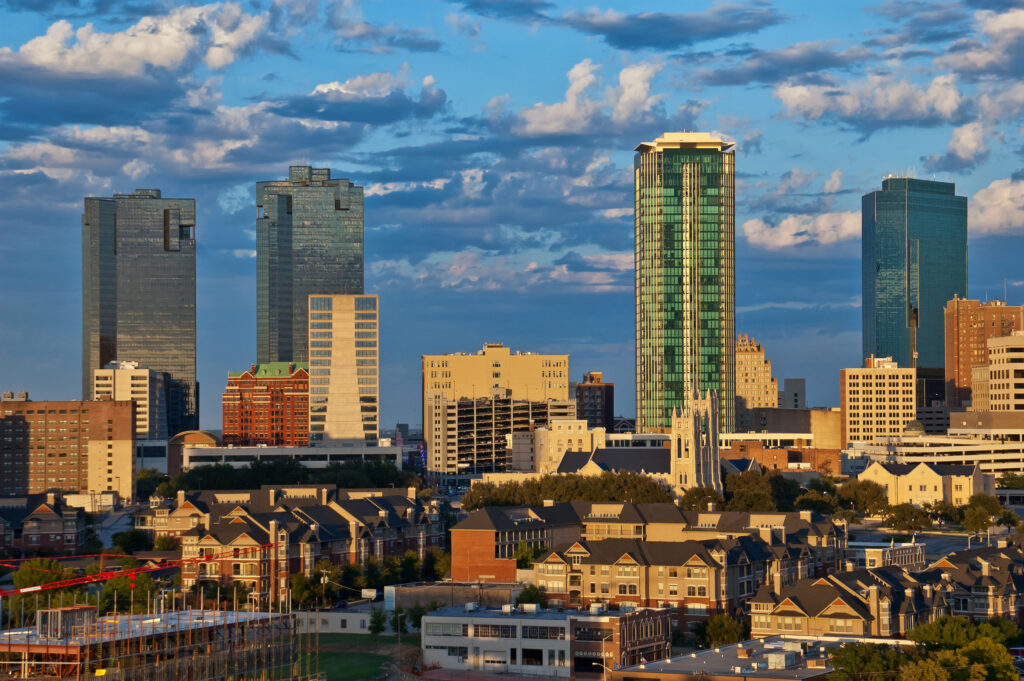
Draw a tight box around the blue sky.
[2,0,1024,431]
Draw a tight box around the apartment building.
[0,493,87,556]
[576,372,614,430]
[92,361,168,441]
[840,356,916,446]
[988,332,1024,413]
[222,362,309,446]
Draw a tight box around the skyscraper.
[634,132,735,433]
[862,177,967,404]
[735,334,777,432]
[257,166,364,364]
[308,294,379,445]
[82,189,197,435]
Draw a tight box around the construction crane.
[0,542,281,597]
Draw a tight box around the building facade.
[988,332,1024,413]
[82,189,197,435]
[858,461,993,507]
[634,133,736,433]
[92,360,168,441]
[222,362,309,447]
[308,294,379,445]
[778,379,806,410]
[736,335,778,432]
[256,166,364,364]
[576,372,614,430]
[0,395,135,500]
[840,356,916,446]
[944,297,1023,408]
[669,391,722,493]
[862,178,967,406]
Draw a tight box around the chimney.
[250,363,257,374]
[45,492,56,506]
[867,585,879,634]
[707,501,717,512]
[268,488,277,506]
[177,489,186,506]
[543,499,555,507]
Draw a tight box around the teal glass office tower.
[82,190,198,435]
[257,166,364,364]
[634,133,736,433]
[862,178,967,381]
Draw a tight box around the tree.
[678,487,724,511]
[461,472,674,511]
[909,616,1022,649]
[390,606,409,634]
[363,556,383,589]
[885,503,933,532]
[795,490,836,515]
[962,494,1003,535]
[383,557,402,585]
[400,551,421,583]
[767,472,802,512]
[925,502,962,525]
[829,642,906,681]
[111,529,154,554]
[837,479,889,517]
[153,535,179,551]
[900,657,951,681]
[405,603,427,631]
[368,607,388,636]
[515,584,548,607]
[290,573,314,606]
[422,548,451,581]
[694,614,745,647]
[998,510,1021,529]
[724,471,775,512]
[998,472,1024,489]
[313,559,341,605]
[136,468,168,499]
[959,636,1016,681]
[99,572,156,613]
[514,541,541,569]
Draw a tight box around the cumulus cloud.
[823,169,843,193]
[922,122,989,172]
[940,8,1024,78]
[559,5,784,50]
[774,73,966,133]
[970,178,1024,234]
[742,211,859,249]
[691,41,873,86]
[7,3,266,76]
[328,0,441,52]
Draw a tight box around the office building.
[778,378,806,410]
[0,393,136,500]
[736,334,777,432]
[308,294,379,445]
[840,356,916,446]
[92,360,168,441]
[575,371,614,430]
[988,332,1024,412]
[862,178,967,405]
[257,166,364,364]
[421,604,670,678]
[222,362,309,447]
[945,297,1023,408]
[82,189,198,435]
[634,133,735,433]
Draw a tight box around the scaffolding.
[0,603,323,681]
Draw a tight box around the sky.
[2,0,1024,432]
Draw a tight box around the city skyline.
[2,1,1024,429]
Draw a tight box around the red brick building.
[722,441,841,477]
[222,363,309,446]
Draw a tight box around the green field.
[316,651,390,681]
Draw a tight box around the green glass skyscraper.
[862,177,967,400]
[634,133,736,433]
[82,190,198,435]
[257,166,364,364]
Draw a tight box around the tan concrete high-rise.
[92,360,168,440]
[735,334,777,432]
[840,356,916,446]
[944,296,1023,408]
[308,294,379,445]
[988,331,1024,412]
[422,343,568,404]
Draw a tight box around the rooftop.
[426,605,659,622]
[635,132,734,153]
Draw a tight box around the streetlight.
[590,630,614,681]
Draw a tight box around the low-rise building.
[222,362,309,447]
[916,544,1024,621]
[421,603,670,678]
[180,443,401,470]
[844,541,926,572]
[0,493,87,556]
[841,356,916,446]
[858,461,994,507]
[721,441,841,477]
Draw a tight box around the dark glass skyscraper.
[862,178,967,385]
[257,166,364,364]
[634,133,736,433]
[82,190,198,435]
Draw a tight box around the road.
[96,508,133,547]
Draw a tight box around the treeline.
[138,458,421,498]
[832,616,1020,681]
[290,548,451,607]
[461,472,675,511]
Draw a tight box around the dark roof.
[556,451,591,474]
[591,448,670,474]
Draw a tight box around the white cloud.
[446,13,481,38]
[517,59,602,135]
[232,249,257,258]
[939,8,1024,76]
[970,178,1024,235]
[775,74,963,126]
[609,62,665,124]
[365,178,450,197]
[313,64,411,98]
[824,169,843,193]
[923,122,988,171]
[742,211,859,249]
[8,3,266,76]
[601,207,631,219]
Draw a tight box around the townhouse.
[0,493,87,556]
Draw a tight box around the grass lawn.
[316,651,390,681]
[319,633,420,648]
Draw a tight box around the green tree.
[997,510,1021,529]
[136,468,168,499]
[885,503,933,532]
[290,573,314,606]
[795,489,837,515]
[909,616,1022,649]
[900,657,951,681]
[460,472,674,511]
[400,551,421,583]
[837,479,889,517]
[515,584,548,607]
[998,472,1024,488]
[694,614,745,647]
[341,563,364,591]
[678,487,725,511]
[99,572,157,613]
[390,606,409,634]
[405,603,427,631]
[959,636,1016,681]
[111,529,154,554]
[363,556,383,589]
[314,559,341,605]
[514,541,541,569]
[829,642,907,681]
[767,472,802,511]
[368,607,388,636]
[422,548,451,581]
[925,502,962,525]
[724,471,775,511]
[382,556,402,585]
[153,535,179,551]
